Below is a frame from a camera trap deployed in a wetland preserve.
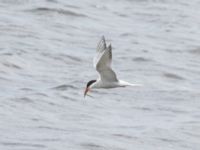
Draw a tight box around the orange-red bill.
[84,87,90,97]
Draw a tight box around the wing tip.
[108,43,112,50]
[97,35,106,52]
[101,35,106,44]
[102,35,105,40]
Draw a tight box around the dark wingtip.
[108,44,112,50]
[101,36,106,43]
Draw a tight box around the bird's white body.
[91,79,140,89]
[88,36,141,90]
[91,80,122,89]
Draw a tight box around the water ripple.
[163,72,185,80]
[1,142,46,148]
[27,7,87,18]
[52,84,77,91]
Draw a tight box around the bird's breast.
[93,81,120,89]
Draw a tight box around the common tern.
[84,36,141,97]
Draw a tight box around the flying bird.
[84,36,141,97]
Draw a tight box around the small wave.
[15,97,34,103]
[37,126,67,132]
[34,138,62,142]
[20,88,33,91]
[1,142,45,148]
[115,12,128,18]
[112,133,134,139]
[2,62,21,69]
[46,0,57,3]
[64,54,82,62]
[0,76,10,81]
[120,33,133,37]
[61,95,77,101]
[154,137,180,143]
[132,106,152,111]
[52,84,77,91]
[157,107,188,114]
[27,7,87,18]
[55,54,82,62]
[64,4,80,9]
[190,48,200,55]
[41,52,82,63]
[81,143,104,149]
[34,92,49,97]
[132,57,152,62]
[1,52,13,56]
[163,72,185,80]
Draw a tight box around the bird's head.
[84,80,96,97]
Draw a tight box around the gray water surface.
[0,0,200,150]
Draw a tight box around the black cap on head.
[86,80,96,88]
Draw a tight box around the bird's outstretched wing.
[93,36,118,82]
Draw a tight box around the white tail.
[119,80,143,87]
